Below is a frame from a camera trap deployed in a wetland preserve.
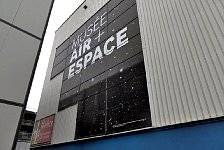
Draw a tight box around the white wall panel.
[137,0,224,127]
[0,0,22,22]
[0,27,40,104]
[0,104,22,150]
[0,22,10,49]
[0,1,53,149]
[13,0,53,38]
[51,105,78,144]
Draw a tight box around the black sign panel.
[52,0,152,139]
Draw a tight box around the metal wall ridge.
[137,0,224,127]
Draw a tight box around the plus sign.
[95,29,105,42]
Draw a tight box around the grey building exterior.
[33,0,224,149]
[16,111,36,150]
[0,0,54,149]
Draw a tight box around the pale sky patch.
[26,0,85,112]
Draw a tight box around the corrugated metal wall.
[136,0,224,127]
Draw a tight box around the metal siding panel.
[170,0,202,122]
[0,27,40,104]
[137,1,159,127]
[178,0,211,119]
[0,22,10,49]
[13,0,53,38]
[51,105,78,144]
[36,37,63,121]
[0,104,22,150]
[0,0,22,23]
[192,0,224,114]
[136,0,224,127]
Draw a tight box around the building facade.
[16,111,36,150]
[32,0,224,149]
[0,0,54,149]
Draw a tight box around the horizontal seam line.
[0,18,41,40]
[0,99,24,107]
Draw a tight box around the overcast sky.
[26,0,84,112]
